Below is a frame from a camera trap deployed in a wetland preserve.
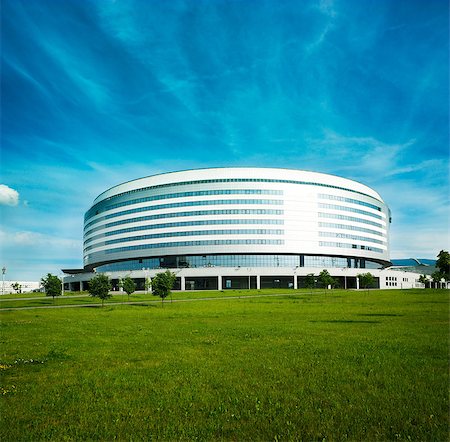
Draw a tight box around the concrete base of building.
[63,266,427,292]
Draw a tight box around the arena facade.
[63,168,423,291]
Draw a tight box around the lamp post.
[2,267,6,296]
[61,274,65,297]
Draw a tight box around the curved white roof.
[93,167,384,204]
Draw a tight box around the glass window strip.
[85,199,283,229]
[319,241,383,253]
[318,193,381,211]
[92,177,384,209]
[85,188,284,220]
[319,231,385,245]
[318,203,383,220]
[103,239,285,254]
[318,222,383,237]
[84,219,284,245]
[84,209,284,237]
[318,212,383,228]
[84,229,285,252]
[94,254,383,272]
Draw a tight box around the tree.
[418,274,429,288]
[11,282,22,294]
[144,277,152,294]
[88,274,112,307]
[318,269,335,293]
[152,270,176,305]
[358,272,375,294]
[305,273,316,294]
[436,250,450,280]
[122,276,136,302]
[431,271,443,288]
[41,273,62,300]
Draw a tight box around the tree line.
[39,250,450,303]
[40,270,177,306]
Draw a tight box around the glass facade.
[318,194,381,211]
[93,177,383,208]
[318,203,383,220]
[84,229,284,252]
[319,231,386,245]
[318,212,383,228]
[318,222,383,237]
[319,241,383,253]
[85,199,283,229]
[85,189,283,220]
[95,253,382,272]
[85,218,284,245]
[102,239,284,255]
[85,209,284,237]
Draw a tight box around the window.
[85,189,284,220]
[318,194,381,211]
[318,203,383,220]
[84,218,284,245]
[85,200,284,229]
[90,177,384,214]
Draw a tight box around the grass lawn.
[0,289,448,441]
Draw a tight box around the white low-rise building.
[1,281,42,295]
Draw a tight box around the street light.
[60,274,65,297]
[2,267,6,296]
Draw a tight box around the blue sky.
[1,0,448,281]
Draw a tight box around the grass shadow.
[128,303,158,308]
[359,313,404,317]
[310,320,381,324]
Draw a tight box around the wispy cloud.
[0,229,80,249]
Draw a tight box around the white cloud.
[390,225,450,259]
[0,228,83,280]
[0,229,80,249]
[0,184,19,206]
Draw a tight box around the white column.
[180,276,185,291]
[218,276,222,290]
[293,275,298,289]
[356,277,360,290]
[256,275,261,290]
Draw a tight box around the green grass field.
[1,289,448,441]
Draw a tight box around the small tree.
[152,270,176,305]
[431,271,443,288]
[144,277,152,294]
[305,273,316,294]
[318,269,334,293]
[88,274,112,307]
[41,273,62,301]
[11,282,22,294]
[358,272,375,294]
[122,276,136,302]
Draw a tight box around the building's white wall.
[1,281,42,294]
[65,268,423,291]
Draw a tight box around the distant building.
[390,258,437,275]
[1,281,42,295]
[64,167,423,290]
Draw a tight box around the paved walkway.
[0,294,89,302]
